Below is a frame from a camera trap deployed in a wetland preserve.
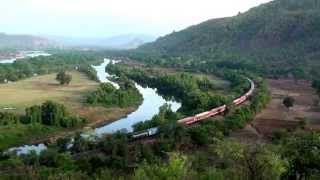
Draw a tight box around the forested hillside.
[136,0,320,79]
[0,33,58,49]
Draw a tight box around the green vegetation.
[78,64,100,82]
[2,0,320,179]
[0,101,85,150]
[1,56,319,179]
[312,79,320,95]
[0,71,98,113]
[2,130,318,179]
[133,104,180,132]
[107,0,320,80]
[279,132,320,179]
[87,77,142,108]
[0,51,102,83]
[24,101,85,128]
[0,51,144,151]
[0,124,60,151]
[56,71,72,85]
[108,64,234,114]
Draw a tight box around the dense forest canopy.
[87,77,143,108]
[127,0,320,79]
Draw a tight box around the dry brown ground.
[230,79,320,142]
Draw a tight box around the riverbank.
[0,51,51,64]
[4,59,182,154]
[14,106,138,147]
[0,70,142,151]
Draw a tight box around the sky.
[0,0,272,37]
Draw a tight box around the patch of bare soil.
[252,79,320,138]
[230,79,320,142]
[229,124,265,144]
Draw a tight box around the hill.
[137,0,320,79]
[0,33,58,49]
[50,34,156,49]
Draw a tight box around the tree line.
[0,101,86,128]
[108,64,232,115]
[0,51,102,83]
[87,76,143,108]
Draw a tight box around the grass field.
[0,71,136,124]
[0,124,61,151]
[0,71,98,113]
[0,71,138,150]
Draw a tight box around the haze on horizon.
[0,0,272,38]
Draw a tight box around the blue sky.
[0,0,272,37]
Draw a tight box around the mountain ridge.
[48,34,156,49]
[0,33,58,49]
[136,0,320,79]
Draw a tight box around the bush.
[56,71,72,85]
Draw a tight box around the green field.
[0,70,135,126]
[0,124,60,151]
[0,71,98,113]
[0,71,137,150]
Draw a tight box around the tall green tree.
[215,140,288,180]
[281,132,320,179]
[56,71,72,85]
[41,101,66,126]
[133,153,189,180]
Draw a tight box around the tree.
[56,71,72,85]
[312,80,320,98]
[283,96,295,111]
[281,132,320,179]
[25,105,42,124]
[291,68,305,84]
[41,101,66,126]
[215,140,288,180]
[133,153,189,180]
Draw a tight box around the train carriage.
[233,96,246,105]
[132,130,149,139]
[132,78,255,140]
[210,105,227,115]
[177,116,195,125]
[195,111,214,121]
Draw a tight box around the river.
[8,58,181,155]
[0,51,51,64]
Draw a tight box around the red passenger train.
[176,78,254,126]
[132,78,255,139]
